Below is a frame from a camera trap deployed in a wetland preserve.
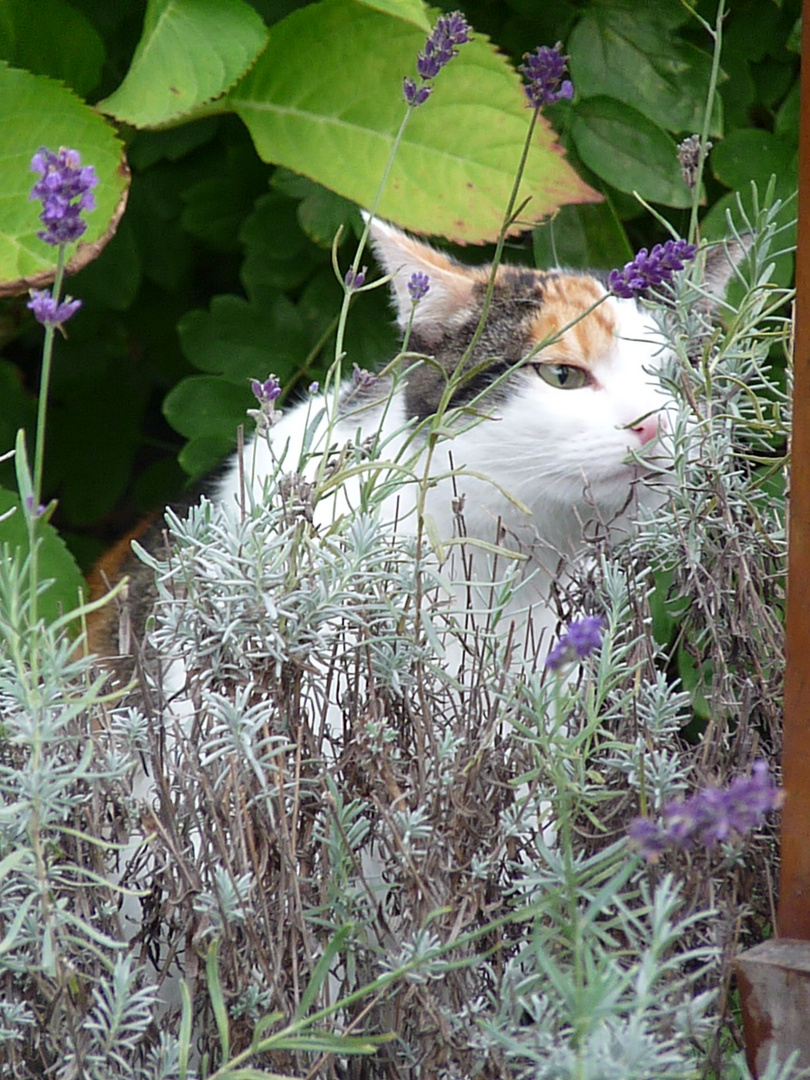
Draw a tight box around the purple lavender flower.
[248,374,283,431]
[251,375,282,405]
[545,615,604,671]
[608,239,697,300]
[626,818,667,859]
[308,381,320,394]
[520,43,574,109]
[30,147,97,246]
[403,11,471,108]
[24,494,47,518]
[416,11,471,78]
[403,78,432,107]
[628,761,783,862]
[345,266,367,290]
[352,363,378,390]
[408,271,430,303]
[27,289,82,328]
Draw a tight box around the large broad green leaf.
[0,63,129,296]
[0,488,87,624]
[569,98,692,209]
[352,0,430,30]
[0,0,106,98]
[97,0,268,128]
[710,129,798,195]
[569,4,722,137]
[229,0,597,244]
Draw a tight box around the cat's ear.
[364,216,479,346]
[700,235,752,307]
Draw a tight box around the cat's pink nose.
[632,416,662,446]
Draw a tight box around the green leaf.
[569,5,722,137]
[295,923,353,1019]
[710,129,798,195]
[239,192,330,297]
[298,268,399,375]
[569,98,692,209]
[532,202,631,271]
[70,214,142,311]
[703,130,797,288]
[229,0,596,244]
[676,644,712,722]
[0,63,129,294]
[272,169,357,249]
[0,487,87,623]
[163,375,251,442]
[0,361,35,489]
[97,0,268,128]
[0,0,106,98]
[178,293,309,384]
[352,0,430,30]
[178,434,238,479]
[180,142,270,253]
[45,364,148,526]
[206,938,230,1063]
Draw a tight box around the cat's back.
[215,371,412,521]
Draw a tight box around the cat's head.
[366,218,741,535]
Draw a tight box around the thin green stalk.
[462,106,540,364]
[328,107,415,408]
[687,0,726,244]
[410,106,543,631]
[27,244,68,635]
[316,104,418,494]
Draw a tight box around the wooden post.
[777,0,810,942]
[736,1,810,1074]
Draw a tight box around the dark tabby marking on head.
[404,271,563,421]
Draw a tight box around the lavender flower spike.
[251,375,282,405]
[520,43,574,109]
[545,615,604,671]
[27,290,82,328]
[345,266,367,290]
[30,147,98,247]
[248,374,282,431]
[608,239,697,300]
[628,760,783,861]
[403,11,471,108]
[408,271,430,303]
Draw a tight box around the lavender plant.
[0,9,793,1080]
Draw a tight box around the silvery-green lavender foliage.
[0,199,791,1079]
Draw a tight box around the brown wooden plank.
[778,0,810,940]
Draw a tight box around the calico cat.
[214,219,670,662]
[90,217,739,674]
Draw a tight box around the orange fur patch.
[525,275,616,369]
[85,514,157,604]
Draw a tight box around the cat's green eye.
[533,363,590,390]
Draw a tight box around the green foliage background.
[0,0,799,581]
